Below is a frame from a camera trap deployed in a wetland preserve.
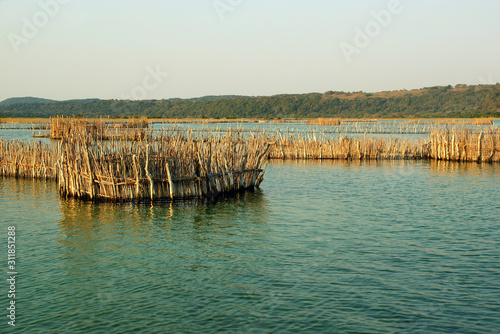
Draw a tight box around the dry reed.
[50,116,148,140]
[470,118,494,125]
[57,128,270,202]
[0,139,60,179]
[265,126,500,162]
[307,118,341,126]
[429,127,500,162]
[266,132,430,160]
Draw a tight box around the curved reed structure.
[58,130,269,202]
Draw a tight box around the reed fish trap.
[57,130,270,202]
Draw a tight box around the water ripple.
[1,161,499,333]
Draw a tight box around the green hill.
[1,85,499,119]
[0,97,57,105]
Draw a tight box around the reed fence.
[57,130,269,202]
[49,117,148,140]
[307,118,342,126]
[0,123,49,130]
[266,133,430,160]
[265,126,500,162]
[429,127,500,162]
[0,139,60,179]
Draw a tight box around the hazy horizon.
[1,0,500,102]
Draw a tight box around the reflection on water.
[57,189,271,268]
[59,189,269,236]
[53,191,274,333]
[429,159,500,176]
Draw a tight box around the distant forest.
[1,85,499,119]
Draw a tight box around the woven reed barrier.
[57,129,270,202]
[49,116,148,140]
[266,133,430,160]
[0,139,60,179]
[302,119,495,134]
[266,126,500,162]
[429,127,500,162]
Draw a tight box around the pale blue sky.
[1,0,499,101]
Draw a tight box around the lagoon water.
[1,128,500,333]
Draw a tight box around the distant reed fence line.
[154,121,496,136]
[305,118,495,132]
[58,131,270,202]
[49,116,149,140]
[266,134,430,160]
[0,123,49,130]
[155,123,434,135]
[265,126,500,162]
[0,139,60,179]
[431,118,495,125]
[300,121,493,135]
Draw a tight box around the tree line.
[1,85,499,119]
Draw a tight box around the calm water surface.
[1,140,500,332]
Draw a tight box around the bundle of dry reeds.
[0,139,60,179]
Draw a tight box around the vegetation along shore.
[1,84,499,119]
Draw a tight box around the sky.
[1,0,500,101]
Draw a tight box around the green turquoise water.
[1,159,499,333]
